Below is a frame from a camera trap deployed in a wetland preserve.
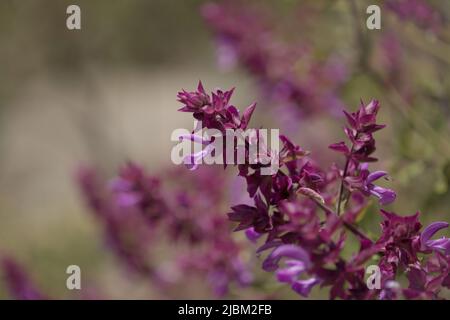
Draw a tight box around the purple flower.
[78,166,160,277]
[379,280,401,300]
[345,165,396,205]
[386,0,443,33]
[79,163,253,298]
[330,100,385,164]
[177,81,211,113]
[177,81,450,299]
[378,210,422,243]
[375,210,423,285]
[262,244,319,297]
[421,222,450,255]
[245,227,263,243]
[109,163,168,222]
[177,81,255,132]
[262,244,311,272]
[1,257,47,300]
[178,133,215,171]
[291,277,321,297]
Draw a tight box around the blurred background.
[0,0,449,299]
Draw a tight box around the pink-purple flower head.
[345,164,396,205]
[330,99,385,163]
[343,99,384,133]
[421,222,450,255]
[177,81,256,132]
[378,210,422,243]
[1,257,47,300]
[176,81,450,299]
[177,81,211,113]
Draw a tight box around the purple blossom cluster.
[202,1,446,127]
[201,2,347,119]
[386,0,444,33]
[2,0,449,302]
[1,257,47,300]
[177,82,450,299]
[77,163,251,297]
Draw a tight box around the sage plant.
[176,81,450,299]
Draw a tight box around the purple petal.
[365,99,380,114]
[275,260,305,283]
[183,144,214,170]
[108,177,133,192]
[245,227,262,243]
[367,171,388,183]
[426,238,450,255]
[256,240,283,254]
[370,186,396,205]
[241,102,256,128]
[262,244,311,272]
[197,80,206,94]
[116,192,141,207]
[421,221,449,245]
[328,141,349,154]
[343,110,356,128]
[291,277,320,297]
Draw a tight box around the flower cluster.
[1,257,47,300]
[177,82,450,299]
[329,100,396,208]
[386,0,444,33]
[77,163,251,297]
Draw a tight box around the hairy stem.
[307,195,372,242]
[336,155,350,216]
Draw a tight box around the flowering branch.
[177,81,450,299]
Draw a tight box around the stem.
[343,221,371,242]
[336,155,350,216]
[307,196,372,242]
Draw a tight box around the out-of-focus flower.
[1,257,47,300]
[201,2,347,119]
[386,0,444,33]
[245,227,263,243]
[77,166,155,277]
[78,163,252,297]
